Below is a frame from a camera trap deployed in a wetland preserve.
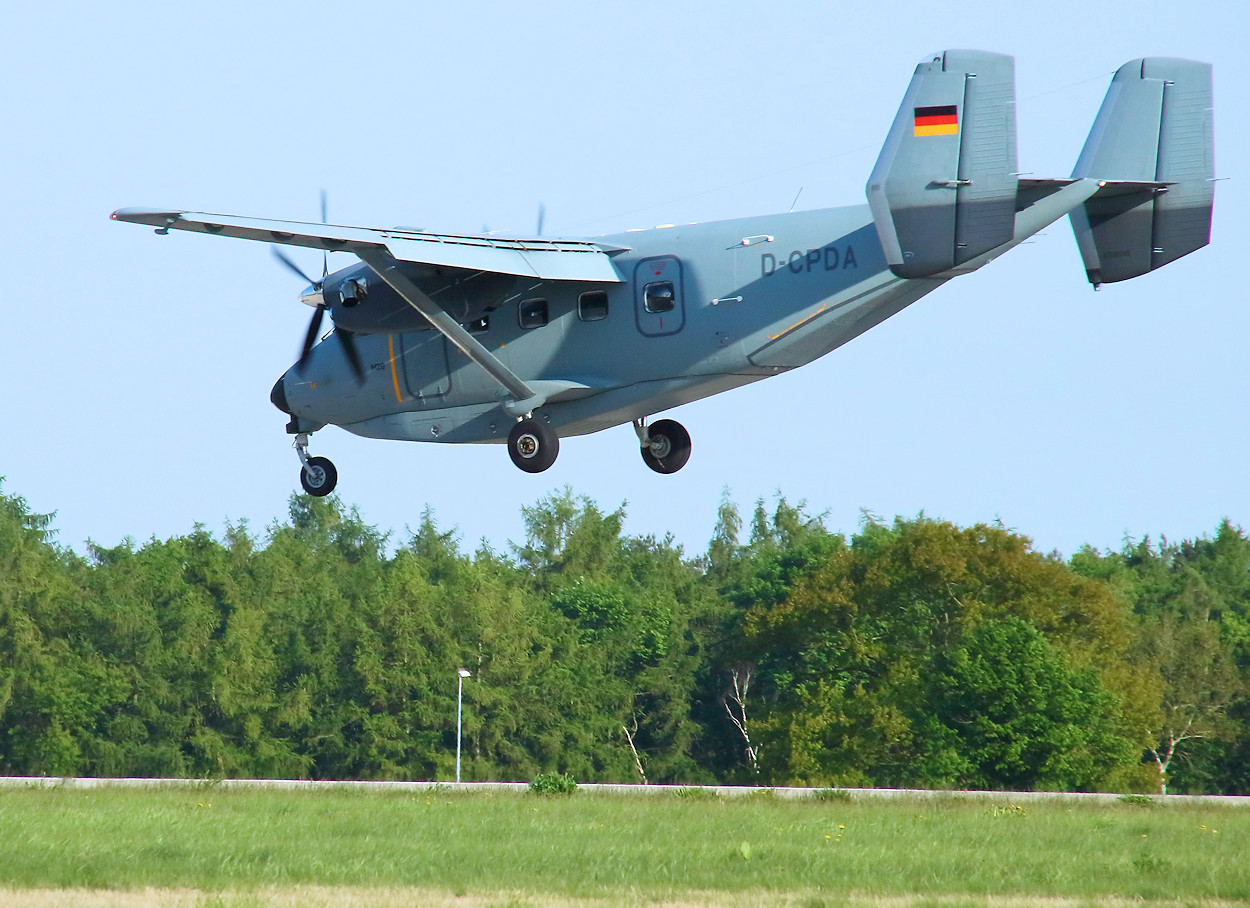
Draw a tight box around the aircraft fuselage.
[282,203,940,444]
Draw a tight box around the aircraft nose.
[270,375,291,414]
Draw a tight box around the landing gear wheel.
[508,418,559,473]
[300,456,338,496]
[641,419,691,474]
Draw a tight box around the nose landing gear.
[634,417,691,474]
[294,433,338,496]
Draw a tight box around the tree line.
[1,480,1246,793]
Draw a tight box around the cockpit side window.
[519,298,548,329]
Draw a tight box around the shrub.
[528,772,578,795]
[674,786,719,800]
[811,788,851,802]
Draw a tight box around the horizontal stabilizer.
[1070,58,1214,285]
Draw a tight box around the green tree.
[692,495,843,781]
[737,515,1147,789]
[1136,610,1242,793]
[1075,524,1250,794]
[0,484,107,776]
[923,617,1132,789]
[510,490,711,782]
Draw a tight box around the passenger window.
[643,281,675,313]
[519,298,548,329]
[468,316,489,334]
[578,290,609,322]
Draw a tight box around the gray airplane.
[114,50,1214,497]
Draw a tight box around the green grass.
[1,786,1247,905]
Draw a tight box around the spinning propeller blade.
[319,189,329,279]
[272,247,317,285]
[297,305,326,374]
[337,330,365,382]
[296,307,365,384]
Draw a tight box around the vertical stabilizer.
[867,50,1017,279]
[1071,58,1214,285]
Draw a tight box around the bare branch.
[722,666,760,774]
[621,718,647,785]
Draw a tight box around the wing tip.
[111,207,183,225]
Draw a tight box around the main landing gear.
[290,417,688,490]
[505,415,692,475]
[294,433,337,497]
[508,417,559,473]
[634,418,692,474]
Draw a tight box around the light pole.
[456,668,471,783]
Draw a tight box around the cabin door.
[633,256,685,337]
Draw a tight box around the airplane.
[113,50,1215,497]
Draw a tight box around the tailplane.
[1070,58,1215,286]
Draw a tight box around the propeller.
[337,327,364,380]
[272,247,329,374]
[272,193,364,383]
[298,296,327,366]
[318,189,329,278]
[290,289,364,384]
[272,247,319,286]
[536,202,546,237]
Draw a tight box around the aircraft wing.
[111,208,627,283]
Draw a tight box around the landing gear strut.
[508,417,559,473]
[294,433,338,496]
[634,418,691,474]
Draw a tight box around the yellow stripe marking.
[768,304,830,340]
[914,123,958,137]
[388,334,403,403]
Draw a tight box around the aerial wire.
[568,68,1117,232]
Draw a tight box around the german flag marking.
[914,104,958,136]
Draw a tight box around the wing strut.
[355,248,547,416]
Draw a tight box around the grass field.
[1,785,1247,906]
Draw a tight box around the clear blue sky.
[6,0,1247,558]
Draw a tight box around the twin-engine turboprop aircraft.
[114,50,1215,496]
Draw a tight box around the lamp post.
[456,668,471,783]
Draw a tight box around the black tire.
[641,419,691,474]
[300,455,338,496]
[508,418,559,473]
